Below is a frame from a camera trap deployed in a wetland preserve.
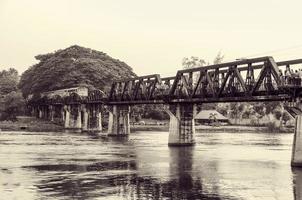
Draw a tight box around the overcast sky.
[1,0,302,77]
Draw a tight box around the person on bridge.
[285,66,291,85]
[293,70,300,85]
[279,69,285,85]
[299,69,302,86]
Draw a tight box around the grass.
[0,118,63,132]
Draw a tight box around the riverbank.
[0,117,63,132]
[0,118,293,133]
[131,124,294,133]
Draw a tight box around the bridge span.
[28,56,302,167]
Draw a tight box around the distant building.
[28,86,89,99]
[195,110,229,124]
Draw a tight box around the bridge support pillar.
[82,106,88,132]
[85,104,102,133]
[49,105,54,122]
[64,105,82,132]
[64,105,70,128]
[60,106,65,124]
[165,104,197,146]
[38,106,43,119]
[292,114,302,167]
[107,105,130,136]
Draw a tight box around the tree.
[0,68,19,96]
[19,45,136,98]
[282,112,291,126]
[182,52,225,70]
[0,91,25,121]
[182,56,206,69]
[182,52,225,110]
[213,51,225,64]
[229,103,245,124]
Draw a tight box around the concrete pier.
[49,105,54,122]
[292,115,302,167]
[82,106,88,131]
[86,104,103,133]
[165,104,197,146]
[107,105,130,136]
[38,107,43,119]
[64,105,70,128]
[64,105,82,132]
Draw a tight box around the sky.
[1,0,302,77]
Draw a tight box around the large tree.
[19,45,136,97]
[0,68,25,120]
[0,91,25,121]
[0,68,19,96]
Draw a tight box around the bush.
[146,110,169,120]
[266,122,281,132]
[0,91,25,121]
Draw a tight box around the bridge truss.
[108,56,302,105]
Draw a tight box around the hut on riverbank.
[195,110,229,125]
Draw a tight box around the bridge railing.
[168,56,282,99]
[107,57,302,103]
[108,74,163,102]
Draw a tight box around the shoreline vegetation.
[0,46,295,136]
[0,117,294,134]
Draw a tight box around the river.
[0,130,301,200]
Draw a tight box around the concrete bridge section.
[27,56,302,166]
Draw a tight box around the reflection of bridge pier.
[168,146,201,199]
[169,146,194,181]
[292,168,302,200]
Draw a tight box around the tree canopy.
[19,45,136,97]
[0,68,19,96]
[0,68,25,120]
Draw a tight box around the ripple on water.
[0,131,297,200]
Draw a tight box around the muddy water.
[0,130,301,200]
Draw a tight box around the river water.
[0,130,301,200]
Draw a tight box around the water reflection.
[27,160,136,199]
[23,141,228,199]
[168,146,221,199]
[0,131,297,199]
[293,168,302,200]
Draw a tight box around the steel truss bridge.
[28,56,302,167]
[108,56,302,104]
[30,56,302,106]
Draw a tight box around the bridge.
[28,56,302,167]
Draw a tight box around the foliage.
[182,52,225,70]
[216,103,229,116]
[145,110,168,120]
[0,68,19,96]
[182,52,225,111]
[266,122,280,132]
[131,104,169,121]
[0,91,25,121]
[213,51,225,64]
[220,101,293,128]
[182,56,206,69]
[282,112,291,125]
[19,45,136,98]
[0,68,26,121]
